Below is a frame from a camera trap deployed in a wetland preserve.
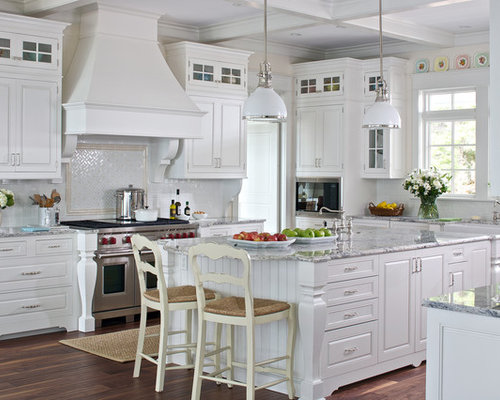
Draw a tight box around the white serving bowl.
[192,212,208,220]
[176,214,190,221]
[134,208,158,222]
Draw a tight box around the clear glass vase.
[418,197,439,219]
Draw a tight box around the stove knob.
[188,232,195,238]
[181,232,188,238]
[168,234,175,239]
[175,233,181,239]
[101,237,109,245]
[109,237,117,245]
[123,236,131,244]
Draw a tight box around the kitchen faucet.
[319,206,352,236]
[493,200,500,222]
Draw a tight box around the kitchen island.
[423,284,500,400]
[161,227,492,400]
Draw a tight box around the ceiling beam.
[343,14,455,47]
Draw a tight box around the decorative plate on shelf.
[434,56,449,72]
[227,238,296,248]
[415,59,429,73]
[474,52,489,67]
[455,54,470,69]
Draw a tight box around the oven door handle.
[95,249,153,259]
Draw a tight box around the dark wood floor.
[0,318,425,400]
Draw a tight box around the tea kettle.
[115,185,145,220]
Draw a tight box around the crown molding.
[158,20,200,42]
[454,30,489,46]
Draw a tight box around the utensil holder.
[38,207,54,227]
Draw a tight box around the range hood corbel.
[149,138,180,183]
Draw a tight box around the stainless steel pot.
[115,185,145,220]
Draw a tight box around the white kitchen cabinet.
[0,13,66,180]
[361,58,407,179]
[296,104,343,176]
[379,247,445,361]
[295,216,328,230]
[198,221,264,238]
[164,42,252,179]
[0,233,78,337]
[0,77,59,177]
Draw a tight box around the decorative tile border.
[66,143,148,216]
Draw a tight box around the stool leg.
[215,322,222,384]
[133,302,148,378]
[186,309,193,365]
[155,311,169,392]
[226,324,233,388]
[286,305,296,399]
[191,318,207,400]
[246,324,255,400]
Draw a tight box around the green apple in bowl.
[321,228,333,237]
[301,228,315,238]
[282,228,297,237]
[313,229,325,237]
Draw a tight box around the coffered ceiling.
[1,0,490,59]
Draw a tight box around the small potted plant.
[0,189,15,225]
[403,167,451,219]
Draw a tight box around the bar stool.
[189,242,296,400]
[131,234,219,392]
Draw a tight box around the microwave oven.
[296,178,342,215]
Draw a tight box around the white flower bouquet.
[403,167,451,200]
[0,189,15,209]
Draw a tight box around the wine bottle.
[184,201,191,216]
[175,189,181,216]
[169,199,176,219]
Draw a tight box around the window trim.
[412,69,489,200]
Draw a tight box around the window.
[420,88,477,196]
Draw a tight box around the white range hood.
[62,4,204,140]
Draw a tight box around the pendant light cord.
[378,0,384,93]
[264,0,268,64]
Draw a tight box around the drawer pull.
[452,250,463,257]
[47,245,61,249]
[343,312,359,319]
[0,248,14,252]
[344,266,358,273]
[22,271,42,276]
[344,289,358,296]
[22,304,41,309]
[344,346,358,354]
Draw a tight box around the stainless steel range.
[62,218,196,326]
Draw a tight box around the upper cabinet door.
[0,78,15,172]
[218,99,245,172]
[16,79,58,173]
[318,105,343,172]
[296,72,343,98]
[0,32,58,70]
[188,58,246,92]
[296,107,318,171]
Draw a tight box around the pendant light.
[242,0,287,121]
[362,0,401,129]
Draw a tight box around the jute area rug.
[60,325,160,363]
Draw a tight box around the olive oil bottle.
[169,199,176,219]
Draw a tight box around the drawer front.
[35,237,74,255]
[0,259,72,292]
[326,299,378,330]
[322,321,378,376]
[325,276,378,306]
[0,240,27,258]
[0,286,72,318]
[327,257,377,282]
[448,245,467,263]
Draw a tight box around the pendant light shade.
[362,0,400,129]
[242,0,287,122]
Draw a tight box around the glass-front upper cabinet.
[296,73,343,97]
[189,58,245,90]
[0,32,58,70]
[368,128,385,170]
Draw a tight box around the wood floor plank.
[0,319,426,399]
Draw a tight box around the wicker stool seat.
[204,296,290,317]
[189,243,296,400]
[144,286,216,303]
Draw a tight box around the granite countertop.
[195,217,265,227]
[423,284,500,318]
[162,226,491,262]
[352,215,463,224]
[0,226,77,238]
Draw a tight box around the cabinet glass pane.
[38,54,51,63]
[376,129,384,147]
[193,64,203,72]
[0,37,10,58]
[204,65,213,73]
[23,52,36,61]
[0,49,9,59]
[203,73,213,81]
[23,41,36,51]
[38,43,52,53]
[369,130,376,148]
[369,150,375,168]
[0,38,9,47]
[300,78,316,94]
[368,75,382,92]
[221,67,242,85]
[221,67,230,75]
[377,150,383,168]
